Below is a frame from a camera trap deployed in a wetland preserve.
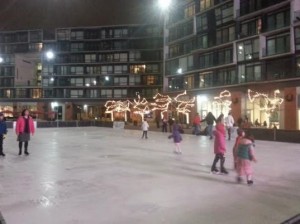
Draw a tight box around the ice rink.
[0,127,299,224]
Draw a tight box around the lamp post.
[158,0,172,92]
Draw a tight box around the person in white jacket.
[141,118,149,139]
[225,111,235,140]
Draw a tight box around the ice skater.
[236,131,257,185]
[201,112,216,139]
[232,128,245,170]
[211,114,228,174]
[141,118,149,139]
[0,113,7,157]
[169,120,182,154]
[16,109,35,156]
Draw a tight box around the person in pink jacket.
[211,114,228,174]
[16,109,35,155]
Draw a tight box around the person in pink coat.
[16,109,35,156]
[211,114,228,174]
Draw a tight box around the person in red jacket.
[16,109,35,155]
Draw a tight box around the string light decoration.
[248,89,284,114]
[151,93,172,118]
[212,90,232,112]
[132,95,151,121]
[104,100,132,121]
[173,90,195,124]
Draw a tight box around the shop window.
[237,38,259,61]
[266,33,290,56]
[215,3,233,26]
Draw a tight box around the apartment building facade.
[165,0,300,130]
[0,24,163,120]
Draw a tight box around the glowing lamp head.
[158,0,171,10]
[46,51,55,60]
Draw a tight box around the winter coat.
[172,123,182,143]
[16,116,35,135]
[141,121,149,131]
[201,112,216,125]
[213,124,226,154]
[0,120,7,135]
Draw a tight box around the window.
[101,89,112,98]
[240,18,260,38]
[42,78,54,87]
[130,65,146,74]
[71,30,84,40]
[216,26,235,45]
[143,75,157,85]
[169,21,193,42]
[56,66,68,75]
[129,76,141,85]
[114,89,127,98]
[29,30,42,42]
[85,78,97,86]
[114,65,128,74]
[70,54,84,63]
[217,68,237,85]
[57,29,70,40]
[215,3,233,26]
[71,43,84,52]
[217,48,233,65]
[199,53,213,68]
[184,76,194,89]
[101,65,113,74]
[266,58,293,80]
[196,14,208,32]
[0,67,14,76]
[146,64,159,73]
[295,27,300,50]
[297,58,300,76]
[85,54,97,63]
[199,72,213,88]
[266,34,290,56]
[113,53,128,62]
[197,35,208,49]
[99,53,113,62]
[237,39,259,61]
[114,28,128,38]
[200,0,213,11]
[114,77,128,86]
[238,63,261,83]
[86,89,98,98]
[29,43,43,52]
[266,9,290,32]
[129,51,141,61]
[184,3,195,18]
[42,65,54,75]
[70,66,84,75]
[86,66,101,75]
[168,77,184,91]
[70,78,84,86]
[70,90,83,98]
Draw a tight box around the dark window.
[168,77,184,91]
[196,14,208,32]
[215,3,233,26]
[266,33,290,56]
[266,9,290,32]
[216,26,235,45]
[240,18,260,38]
[237,39,259,61]
[238,63,261,83]
[295,27,300,51]
[266,58,293,80]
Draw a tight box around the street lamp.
[45,50,55,60]
[158,0,172,92]
[0,57,3,63]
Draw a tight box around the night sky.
[0,0,162,31]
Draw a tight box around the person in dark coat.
[171,121,182,154]
[0,113,8,157]
[201,112,216,139]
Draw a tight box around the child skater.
[141,118,149,139]
[0,113,7,157]
[233,128,245,170]
[170,120,182,154]
[211,114,228,174]
[236,131,257,185]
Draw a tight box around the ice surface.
[0,127,299,224]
